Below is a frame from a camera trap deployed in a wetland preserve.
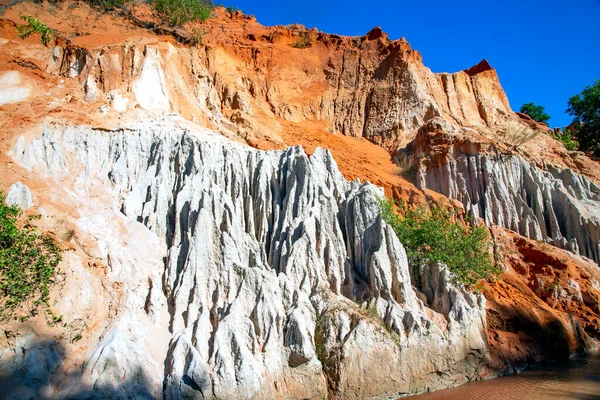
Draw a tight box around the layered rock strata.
[40,15,514,150]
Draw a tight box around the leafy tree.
[520,102,551,124]
[566,79,600,155]
[549,128,579,151]
[379,198,499,287]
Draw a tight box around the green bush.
[550,128,579,151]
[292,31,313,49]
[225,5,239,15]
[379,198,499,286]
[567,79,600,156]
[0,191,61,320]
[186,26,204,46]
[501,120,540,152]
[520,102,551,124]
[17,14,54,46]
[151,0,214,26]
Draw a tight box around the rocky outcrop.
[412,120,600,264]
[37,14,514,151]
[2,120,488,399]
[5,181,32,209]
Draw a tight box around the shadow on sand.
[0,337,158,400]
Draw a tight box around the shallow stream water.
[410,353,600,399]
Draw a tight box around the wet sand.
[409,353,600,399]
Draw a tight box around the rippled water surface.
[410,353,600,400]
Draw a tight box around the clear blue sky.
[230,0,600,128]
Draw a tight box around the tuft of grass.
[186,26,204,46]
[501,120,541,152]
[71,333,83,343]
[367,302,378,319]
[379,197,500,287]
[84,0,132,11]
[0,190,61,321]
[17,14,54,46]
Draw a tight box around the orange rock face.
[484,231,599,372]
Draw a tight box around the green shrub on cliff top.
[151,0,214,26]
[519,102,551,124]
[379,198,499,286]
[567,79,600,156]
[0,191,61,321]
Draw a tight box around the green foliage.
[292,31,313,49]
[151,0,214,26]
[0,191,61,321]
[379,198,499,287]
[567,79,600,156]
[225,5,239,15]
[520,102,551,124]
[17,14,54,46]
[84,0,132,11]
[186,26,204,45]
[549,128,579,151]
[71,333,83,343]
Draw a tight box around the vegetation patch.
[549,128,579,151]
[17,14,54,46]
[84,0,132,11]
[520,102,551,124]
[292,31,313,49]
[151,0,214,26]
[0,191,61,321]
[501,120,540,152]
[186,25,204,46]
[225,5,238,15]
[379,198,499,287]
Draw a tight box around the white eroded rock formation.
[413,121,600,263]
[3,119,487,399]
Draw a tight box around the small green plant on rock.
[17,14,54,46]
[292,31,313,49]
[549,128,579,151]
[501,120,541,152]
[0,191,61,321]
[225,5,239,15]
[379,198,499,287]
